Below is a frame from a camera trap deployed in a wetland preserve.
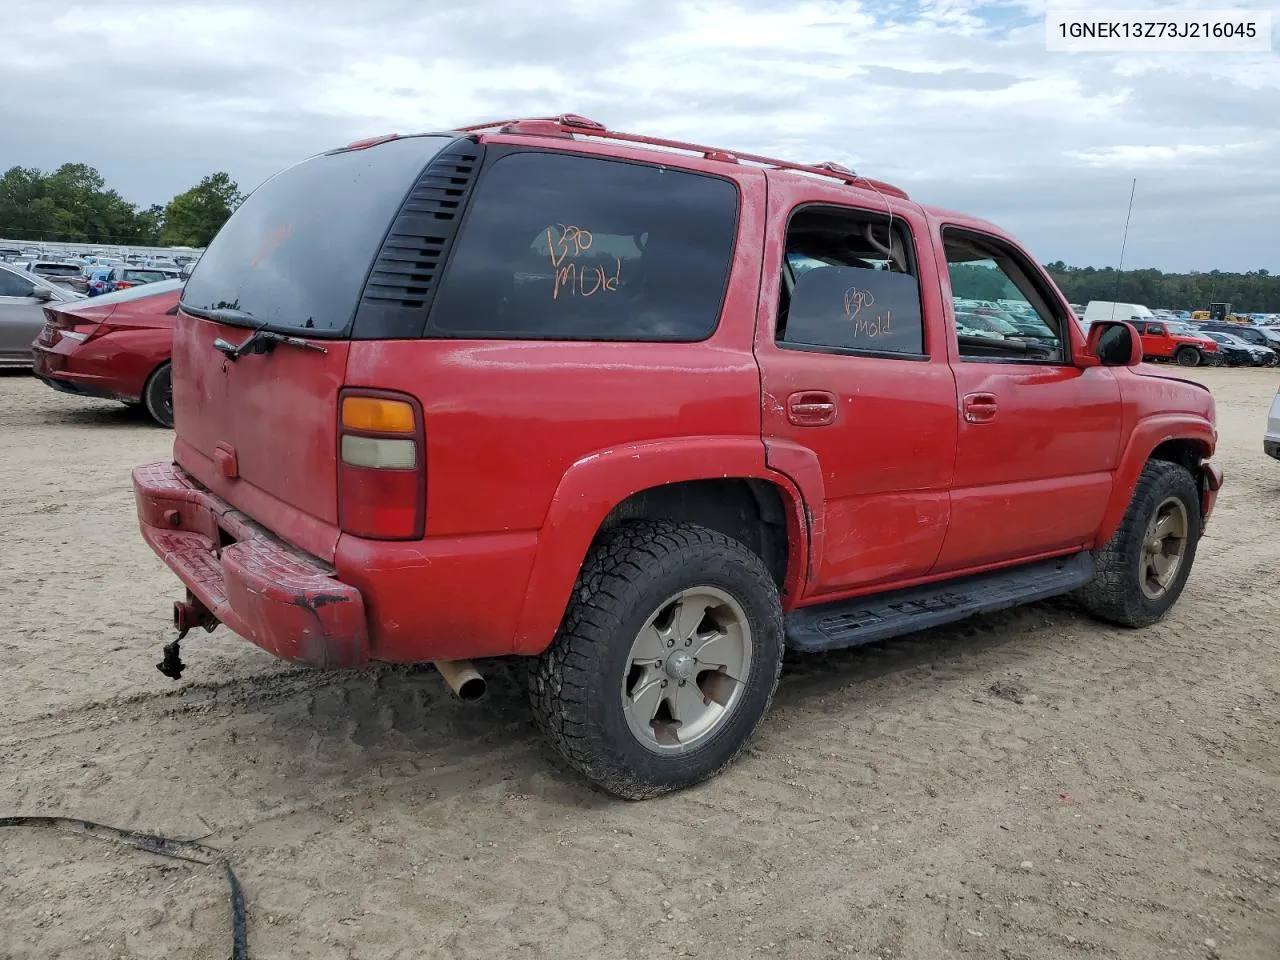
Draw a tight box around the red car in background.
[32,278,182,426]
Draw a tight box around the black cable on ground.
[0,815,248,959]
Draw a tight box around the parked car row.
[1,248,197,297]
[1078,301,1280,368]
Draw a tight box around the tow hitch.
[158,596,219,680]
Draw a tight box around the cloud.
[2,0,1277,271]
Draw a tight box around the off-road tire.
[1175,347,1201,367]
[1075,459,1200,628]
[142,362,174,428]
[528,519,784,800]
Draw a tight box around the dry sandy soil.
[1,366,1278,960]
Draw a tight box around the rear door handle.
[963,392,998,423]
[787,390,837,426]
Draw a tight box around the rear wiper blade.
[179,302,328,361]
[212,327,328,361]
[180,303,260,327]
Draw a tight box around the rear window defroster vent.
[352,140,486,339]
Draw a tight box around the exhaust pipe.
[433,660,486,702]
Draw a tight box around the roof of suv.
[345,114,1010,241]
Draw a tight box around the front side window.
[426,151,739,341]
[776,205,924,357]
[944,229,1067,363]
[0,267,35,298]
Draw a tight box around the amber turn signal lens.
[341,396,415,434]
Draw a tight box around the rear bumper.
[31,341,147,403]
[133,461,370,667]
[1265,439,1280,461]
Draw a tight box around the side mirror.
[1085,320,1142,367]
[31,287,55,302]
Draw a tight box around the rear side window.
[777,205,924,357]
[426,151,739,341]
[182,135,454,335]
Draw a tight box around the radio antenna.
[1111,178,1137,317]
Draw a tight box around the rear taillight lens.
[337,390,424,540]
[39,314,100,346]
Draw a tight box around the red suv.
[1131,319,1221,367]
[134,116,1223,798]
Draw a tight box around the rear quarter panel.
[339,159,775,658]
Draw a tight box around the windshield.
[1166,322,1198,336]
[182,134,453,335]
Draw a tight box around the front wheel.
[528,520,784,799]
[142,362,173,428]
[1175,347,1202,367]
[1075,459,1200,628]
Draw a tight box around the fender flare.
[510,436,816,654]
[1093,414,1214,548]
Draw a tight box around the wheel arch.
[510,438,811,655]
[1094,417,1214,549]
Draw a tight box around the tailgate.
[172,314,351,562]
[167,133,459,562]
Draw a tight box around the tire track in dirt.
[3,370,1280,959]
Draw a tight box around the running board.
[784,552,1095,653]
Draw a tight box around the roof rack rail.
[453,115,909,200]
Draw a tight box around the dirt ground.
[1,366,1277,960]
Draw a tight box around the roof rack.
[454,114,910,200]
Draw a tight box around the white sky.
[4,0,1278,270]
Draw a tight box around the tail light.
[337,389,425,540]
[38,310,100,347]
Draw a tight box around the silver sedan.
[0,262,85,368]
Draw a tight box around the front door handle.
[963,392,998,423]
[787,390,837,426]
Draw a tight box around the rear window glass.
[426,151,739,341]
[38,263,80,276]
[85,278,183,305]
[182,135,453,335]
[123,270,168,283]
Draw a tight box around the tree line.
[1042,262,1278,313]
[0,163,242,248]
[952,261,1278,313]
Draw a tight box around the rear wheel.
[528,520,784,799]
[1175,347,1202,367]
[142,362,174,428]
[1076,459,1200,628]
